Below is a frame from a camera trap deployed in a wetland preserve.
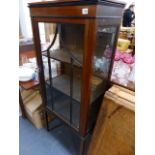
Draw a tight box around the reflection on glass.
[87,26,117,131]
[93,26,116,79]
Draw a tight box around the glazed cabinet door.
[35,21,86,131]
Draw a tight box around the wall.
[19,0,33,38]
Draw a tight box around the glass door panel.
[38,22,84,130]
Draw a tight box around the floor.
[19,117,80,155]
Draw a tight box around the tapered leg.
[80,138,86,155]
[44,111,49,131]
[19,90,26,118]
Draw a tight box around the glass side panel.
[91,26,117,104]
[88,25,117,131]
[93,26,116,79]
[38,22,84,130]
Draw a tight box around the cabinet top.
[28,0,126,8]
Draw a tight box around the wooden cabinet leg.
[19,90,26,118]
[45,111,50,131]
[80,138,86,155]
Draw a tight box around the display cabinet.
[29,0,125,154]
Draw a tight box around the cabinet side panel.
[31,19,47,106]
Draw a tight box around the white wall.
[19,0,46,40]
[121,0,135,8]
[19,0,32,38]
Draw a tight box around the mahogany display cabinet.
[29,0,125,154]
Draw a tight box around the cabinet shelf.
[46,74,81,102]
[45,74,105,129]
[93,71,107,79]
[46,84,80,129]
[42,49,83,67]
[46,74,105,104]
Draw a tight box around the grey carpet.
[19,117,80,155]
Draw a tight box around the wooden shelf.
[46,84,80,129]
[42,49,83,67]
[46,74,105,104]
[93,71,107,80]
[45,74,105,129]
[47,74,81,102]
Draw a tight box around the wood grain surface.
[88,85,135,155]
